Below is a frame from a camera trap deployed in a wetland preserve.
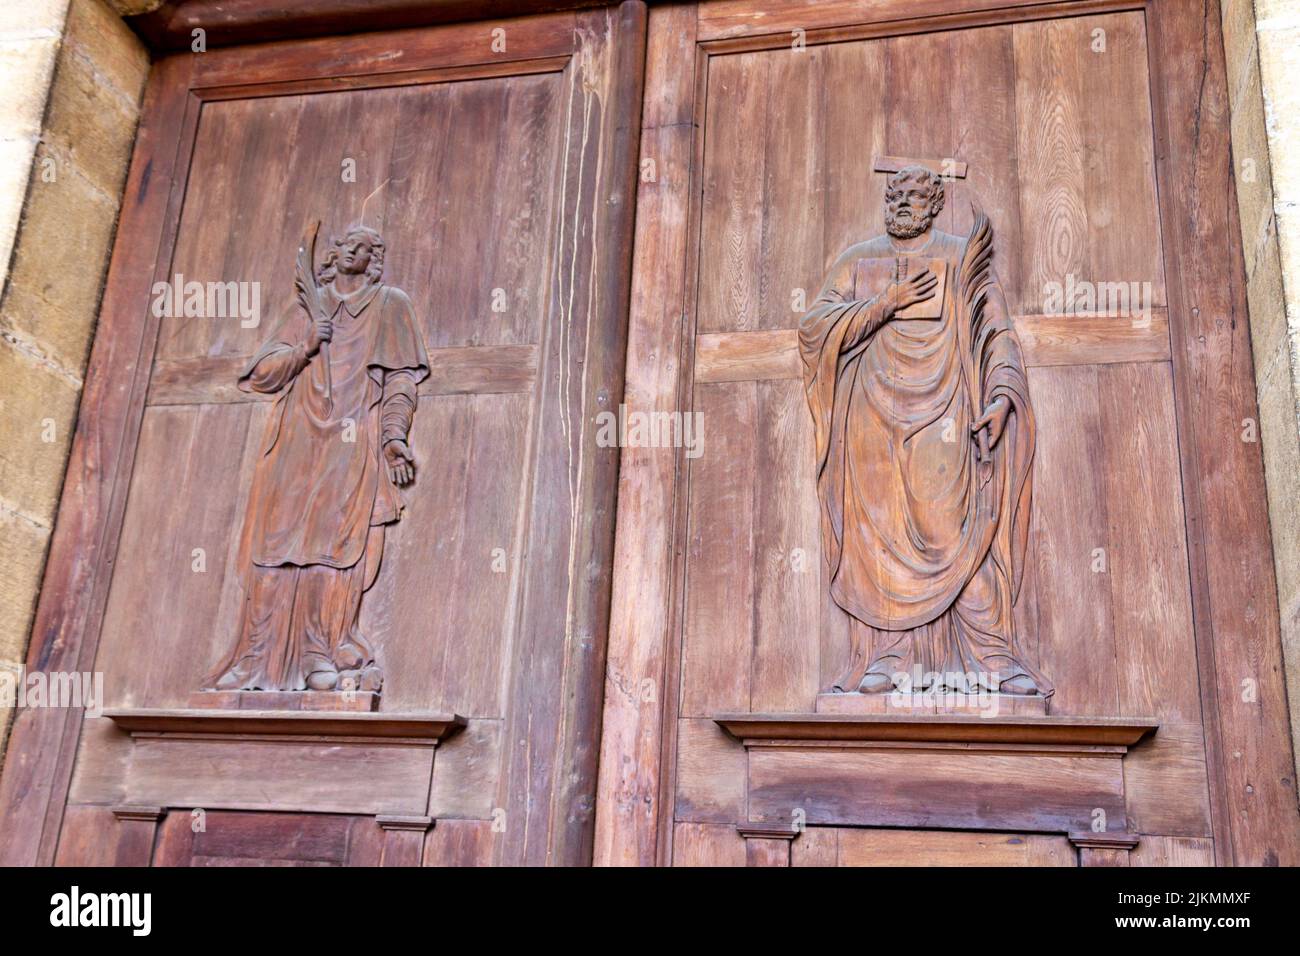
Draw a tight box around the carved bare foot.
[857,672,895,694]
[359,665,383,693]
[212,661,251,691]
[998,674,1039,696]
[305,664,339,691]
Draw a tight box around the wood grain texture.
[748,747,1127,833]
[695,329,800,383]
[696,51,768,333]
[422,818,495,866]
[673,718,746,823]
[95,403,262,709]
[53,805,120,867]
[790,826,839,866]
[154,75,559,366]
[130,1,610,52]
[1013,15,1089,315]
[1028,364,1119,717]
[362,392,530,718]
[744,836,791,866]
[681,381,758,716]
[1150,0,1300,864]
[188,13,578,87]
[1098,361,1198,722]
[1078,11,1166,309]
[594,0,697,868]
[152,810,383,866]
[1076,846,1131,866]
[821,40,887,275]
[1015,311,1170,366]
[824,828,1075,866]
[495,1,647,866]
[750,378,820,711]
[427,719,501,821]
[1129,835,1214,867]
[696,0,1061,41]
[66,718,133,808]
[671,821,747,866]
[126,737,435,815]
[1122,720,1212,838]
[694,314,1170,382]
[949,24,1024,306]
[148,346,538,405]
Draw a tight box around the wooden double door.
[1,0,1296,867]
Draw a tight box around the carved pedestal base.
[815,692,1048,717]
[1069,831,1141,866]
[111,805,165,866]
[737,824,799,867]
[189,690,380,712]
[716,714,1156,846]
[376,814,435,867]
[103,709,464,815]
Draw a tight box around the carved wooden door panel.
[597,0,1298,868]
[2,6,644,867]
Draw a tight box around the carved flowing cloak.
[237,283,429,571]
[799,213,1034,635]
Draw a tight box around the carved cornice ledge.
[736,823,800,842]
[1068,831,1141,851]
[105,708,467,746]
[714,714,1158,751]
[377,814,436,832]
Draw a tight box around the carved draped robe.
[799,214,1048,694]
[210,281,429,691]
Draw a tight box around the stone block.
[0,340,80,527]
[63,0,149,107]
[0,38,60,143]
[1256,337,1300,614]
[4,167,120,354]
[1228,59,1276,282]
[0,508,51,666]
[43,30,142,199]
[0,1,69,40]
[1244,214,1287,372]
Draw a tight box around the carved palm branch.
[957,202,996,486]
[294,218,331,411]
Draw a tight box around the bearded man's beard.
[886,206,931,239]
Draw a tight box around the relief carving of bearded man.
[799,165,1050,697]
[209,224,429,693]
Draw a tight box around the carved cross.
[873,155,968,180]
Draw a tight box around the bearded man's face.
[885,177,938,239]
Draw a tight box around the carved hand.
[884,268,938,318]
[384,439,415,486]
[297,278,333,356]
[304,314,333,356]
[970,396,1011,450]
